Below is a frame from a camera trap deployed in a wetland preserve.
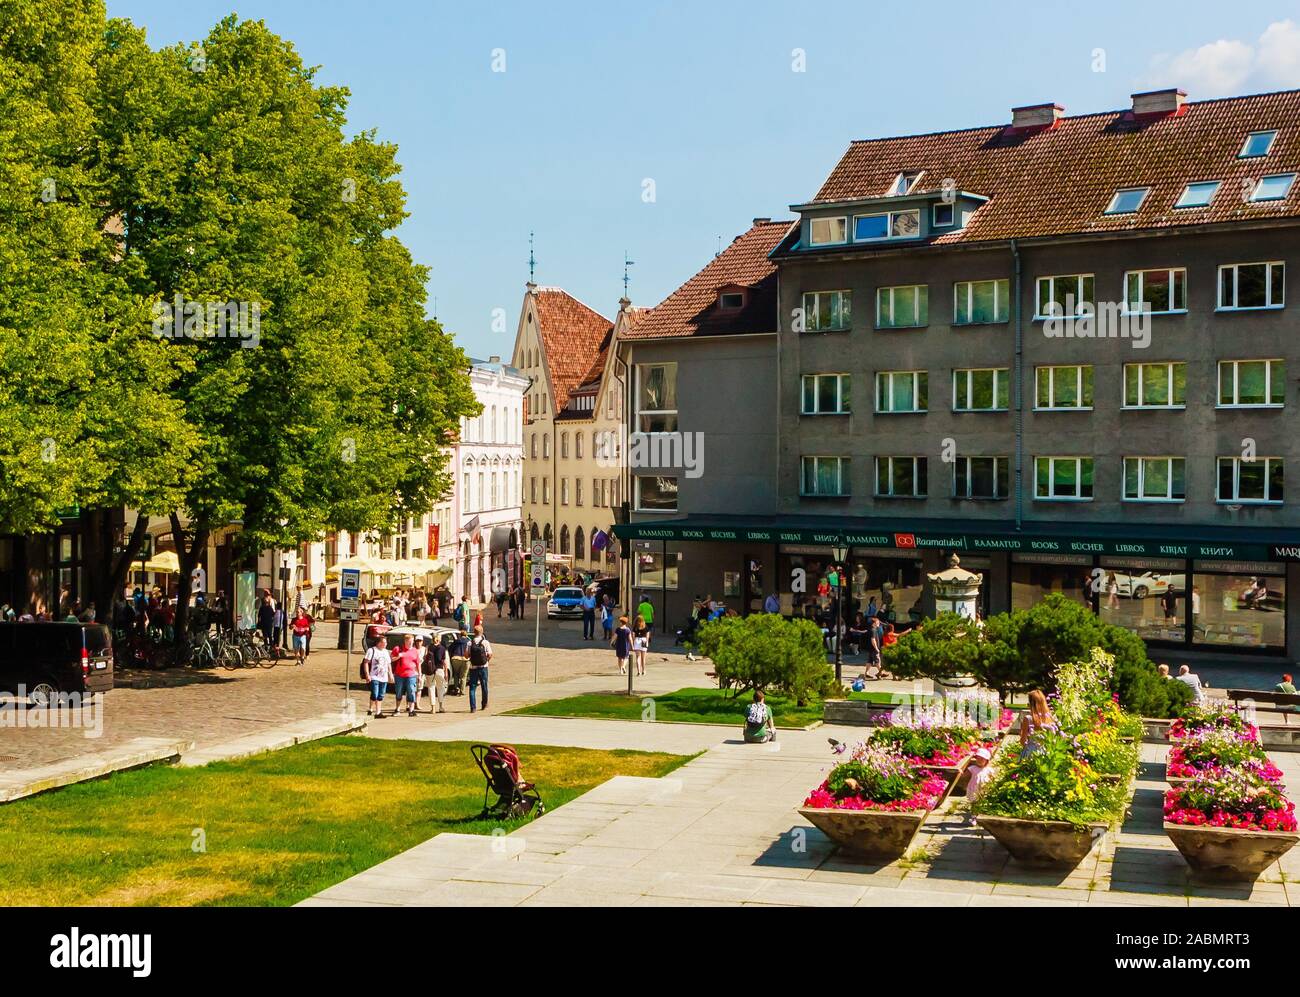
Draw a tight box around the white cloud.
[1140,20,1300,97]
[1257,19,1300,86]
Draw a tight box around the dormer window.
[718,291,745,310]
[853,209,920,241]
[1250,173,1296,203]
[809,216,847,246]
[1240,131,1278,158]
[888,171,923,196]
[932,202,955,226]
[1105,187,1150,215]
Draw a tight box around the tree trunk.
[82,508,147,621]
[169,512,209,645]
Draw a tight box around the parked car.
[0,622,114,704]
[547,586,585,619]
[1108,571,1175,600]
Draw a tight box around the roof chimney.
[752,217,770,225]
[1010,102,1064,130]
[489,355,501,363]
[1131,88,1187,117]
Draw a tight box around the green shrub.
[690,613,833,705]
[974,730,1126,827]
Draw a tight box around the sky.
[105,1,1300,360]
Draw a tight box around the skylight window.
[1174,180,1221,209]
[1250,173,1297,203]
[888,171,923,196]
[1105,187,1150,215]
[1240,131,1278,158]
[718,291,744,310]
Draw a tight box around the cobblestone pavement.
[308,724,1299,908]
[0,613,710,772]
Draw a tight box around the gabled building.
[511,284,625,576]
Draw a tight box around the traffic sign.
[529,539,547,597]
[341,568,360,601]
[530,539,546,561]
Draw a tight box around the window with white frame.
[932,202,955,227]
[852,209,921,241]
[953,368,1009,411]
[875,456,927,498]
[635,363,678,432]
[954,456,1009,500]
[954,279,1009,325]
[1218,359,1285,407]
[888,171,923,196]
[1218,262,1285,310]
[809,216,847,246]
[1124,268,1187,314]
[1218,457,1283,504]
[802,290,853,332]
[635,475,678,512]
[1123,457,1186,502]
[876,284,928,328]
[1105,187,1150,214]
[1175,180,1221,209]
[801,373,851,415]
[801,456,850,497]
[1034,457,1093,500]
[875,370,927,413]
[1035,273,1095,317]
[1035,365,1093,409]
[1249,174,1297,202]
[1240,131,1278,158]
[1124,362,1186,408]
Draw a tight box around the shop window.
[1191,564,1285,651]
[634,549,680,590]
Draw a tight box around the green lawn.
[506,686,823,728]
[0,737,688,907]
[845,690,936,706]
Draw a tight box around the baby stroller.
[471,743,545,820]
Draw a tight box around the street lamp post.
[831,538,849,684]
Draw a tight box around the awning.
[612,514,1300,562]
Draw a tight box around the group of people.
[360,624,494,718]
[609,594,656,676]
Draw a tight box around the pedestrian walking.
[600,595,614,641]
[581,587,597,640]
[495,587,507,618]
[420,636,448,713]
[257,591,276,649]
[632,613,650,676]
[290,607,312,666]
[363,635,392,718]
[467,625,492,712]
[391,633,421,717]
[612,615,632,676]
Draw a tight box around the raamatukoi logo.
[49,928,151,978]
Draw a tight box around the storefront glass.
[633,549,680,590]
[1191,561,1285,651]
[1097,556,1187,643]
[1011,554,1094,612]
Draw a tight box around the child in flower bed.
[804,745,948,812]
[1164,767,1297,832]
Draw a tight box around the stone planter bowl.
[1164,822,1300,878]
[798,806,930,861]
[975,814,1108,867]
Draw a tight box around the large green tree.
[0,0,196,613]
[88,13,477,634]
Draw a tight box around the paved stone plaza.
[308,715,1300,908]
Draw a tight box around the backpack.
[454,603,465,623]
[469,638,488,668]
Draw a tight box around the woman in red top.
[390,634,422,717]
[290,607,313,666]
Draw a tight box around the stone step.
[177,712,365,767]
[0,736,192,803]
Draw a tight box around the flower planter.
[1164,822,1300,878]
[798,806,930,861]
[975,814,1109,867]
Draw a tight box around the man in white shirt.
[1175,664,1206,704]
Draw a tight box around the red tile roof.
[621,220,793,340]
[533,287,612,411]
[795,89,1300,246]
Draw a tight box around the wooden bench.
[1226,689,1300,723]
